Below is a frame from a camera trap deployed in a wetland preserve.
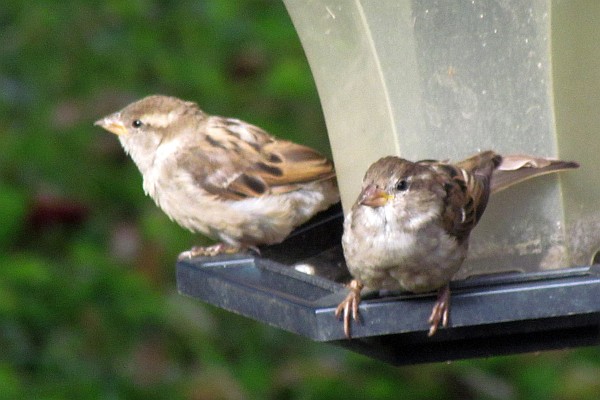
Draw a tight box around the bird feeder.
[177,1,600,364]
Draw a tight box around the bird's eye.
[395,179,409,191]
[132,119,143,128]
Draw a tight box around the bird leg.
[427,284,450,336]
[334,279,364,339]
[177,243,242,260]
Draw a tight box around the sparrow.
[336,151,578,338]
[95,95,339,259]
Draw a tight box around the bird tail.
[490,154,579,194]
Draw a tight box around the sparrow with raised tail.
[95,95,339,259]
[336,151,578,338]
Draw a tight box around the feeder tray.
[177,205,600,365]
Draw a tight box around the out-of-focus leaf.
[0,184,27,247]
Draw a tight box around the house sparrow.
[95,95,339,259]
[336,150,578,338]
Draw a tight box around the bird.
[336,150,578,338]
[95,95,339,259]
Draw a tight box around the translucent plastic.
[284,0,597,274]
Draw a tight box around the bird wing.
[425,151,501,242]
[177,116,335,200]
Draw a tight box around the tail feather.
[491,154,579,194]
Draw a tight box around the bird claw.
[177,243,241,260]
[334,280,364,339]
[427,285,450,337]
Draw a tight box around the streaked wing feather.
[429,151,500,242]
[257,140,335,185]
[178,116,335,200]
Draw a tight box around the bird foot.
[427,285,450,337]
[334,280,364,339]
[177,243,242,260]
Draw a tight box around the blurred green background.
[1,1,599,399]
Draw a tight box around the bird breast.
[342,204,466,292]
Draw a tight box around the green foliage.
[0,184,27,247]
[1,0,600,399]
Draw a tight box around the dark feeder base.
[176,204,600,365]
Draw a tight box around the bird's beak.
[94,114,127,136]
[359,184,391,208]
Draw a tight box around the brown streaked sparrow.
[95,95,339,259]
[336,151,578,338]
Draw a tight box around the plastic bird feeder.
[177,1,600,364]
